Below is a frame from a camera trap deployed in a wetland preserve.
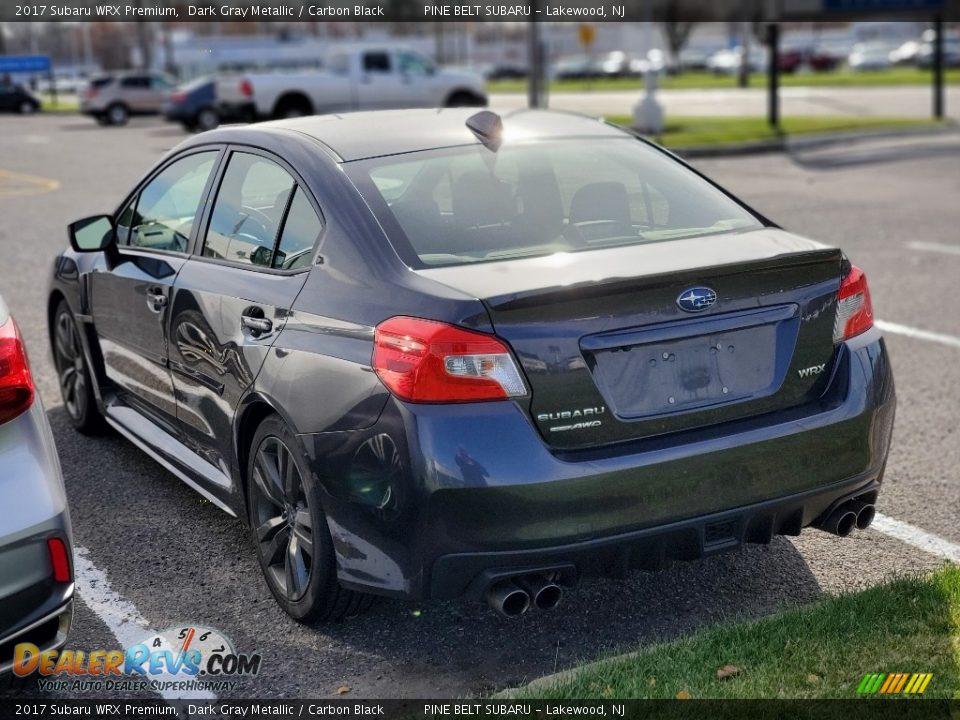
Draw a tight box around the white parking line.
[876,320,960,350]
[73,546,216,701]
[907,241,960,257]
[872,514,960,563]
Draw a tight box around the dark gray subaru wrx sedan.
[48,109,894,621]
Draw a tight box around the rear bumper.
[219,101,258,121]
[303,327,894,601]
[0,402,74,674]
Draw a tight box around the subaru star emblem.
[677,286,717,313]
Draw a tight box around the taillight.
[239,78,253,98]
[85,87,98,99]
[47,537,72,583]
[0,317,35,424]
[171,91,186,103]
[373,316,526,403]
[834,265,874,342]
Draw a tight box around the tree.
[662,17,697,69]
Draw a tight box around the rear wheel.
[52,300,104,434]
[273,95,312,119]
[248,415,370,622]
[446,91,484,107]
[19,100,37,115]
[106,103,129,126]
[195,107,220,131]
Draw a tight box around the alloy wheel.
[251,436,314,601]
[54,311,87,422]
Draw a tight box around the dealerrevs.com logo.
[14,626,261,694]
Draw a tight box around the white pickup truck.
[217,44,487,121]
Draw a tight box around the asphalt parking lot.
[1,113,958,700]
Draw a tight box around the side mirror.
[69,215,115,253]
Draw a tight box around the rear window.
[347,138,762,268]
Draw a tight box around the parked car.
[706,47,768,74]
[80,72,175,126]
[1,293,73,680]
[847,42,895,71]
[50,109,894,622]
[218,45,486,121]
[779,45,841,73]
[163,77,223,132]
[552,54,600,80]
[677,44,726,72]
[917,38,960,68]
[0,83,40,114]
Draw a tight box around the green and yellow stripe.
[857,672,932,695]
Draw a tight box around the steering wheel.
[232,206,275,242]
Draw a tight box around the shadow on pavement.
[789,136,960,171]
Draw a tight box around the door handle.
[241,315,273,335]
[146,287,167,313]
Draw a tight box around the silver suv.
[80,72,174,126]
[0,294,73,681]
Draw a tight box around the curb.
[493,650,643,699]
[660,122,959,159]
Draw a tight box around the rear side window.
[203,153,294,266]
[363,52,391,73]
[118,151,217,253]
[273,188,322,271]
[203,152,308,268]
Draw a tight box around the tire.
[52,300,105,434]
[247,415,370,622]
[180,121,197,133]
[95,114,110,126]
[105,103,129,126]
[273,95,312,120]
[446,91,484,108]
[195,107,220,131]
[19,100,37,115]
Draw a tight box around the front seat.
[569,181,632,228]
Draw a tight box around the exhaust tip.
[835,510,857,537]
[486,582,530,617]
[855,504,876,530]
[533,583,563,611]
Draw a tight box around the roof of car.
[220,108,630,162]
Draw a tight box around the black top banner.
[1,0,954,22]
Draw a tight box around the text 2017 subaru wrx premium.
[48,109,894,621]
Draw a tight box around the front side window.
[398,51,433,75]
[121,151,217,253]
[203,153,296,267]
[349,139,762,267]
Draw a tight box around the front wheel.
[19,100,37,115]
[248,415,370,622]
[52,300,104,433]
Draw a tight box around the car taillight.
[48,537,72,583]
[0,317,35,424]
[239,78,253,98]
[171,91,186,103]
[85,87,97,99]
[834,265,874,342]
[373,316,526,403]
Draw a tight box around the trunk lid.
[417,229,844,449]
